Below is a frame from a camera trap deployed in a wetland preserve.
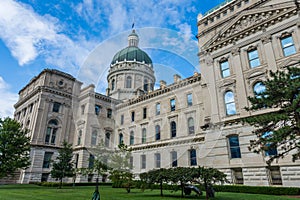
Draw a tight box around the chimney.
[159,80,166,89]
[173,74,181,83]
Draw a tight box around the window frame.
[187,93,193,106]
[155,153,161,168]
[189,149,197,166]
[141,155,146,169]
[247,49,260,68]
[228,135,242,159]
[126,76,132,88]
[155,125,161,141]
[156,103,161,115]
[170,121,176,138]
[52,102,61,113]
[130,131,134,145]
[142,128,146,144]
[170,98,176,111]
[280,35,296,57]
[220,60,230,78]
[224,90,237,115]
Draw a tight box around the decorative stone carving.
[231,47,240,56]
[261,34,272,44]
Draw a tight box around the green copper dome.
[111,46,152,65]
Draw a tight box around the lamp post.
[92,178,100,200]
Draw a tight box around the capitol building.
[13,0,300,186]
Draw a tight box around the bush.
[31,182,112,187]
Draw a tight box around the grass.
[0,184,298,200]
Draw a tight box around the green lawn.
[0,184,297,200]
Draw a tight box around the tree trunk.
[59,178,63,189]
[160,181,163,196]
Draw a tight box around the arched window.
[45,119,58,145]
[142,128,146,144]
[144,79,148,92]
[126,76,132,88]
[130,131,134,145]
[91,130,97,146]
[188,117,195,134]
[224,91,236,115]
[155,125,160,141]
[119,133,124,145]
[253,82,266,98]
[170,121,176,138]
[111,79,115,91]
[77,130,82,146]
[105,132,111,147]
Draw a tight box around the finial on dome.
[128,28,139,47]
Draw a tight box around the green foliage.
[109,143,133,193]
[50,141,74,188]
[139,166,227,198]
[244,67,300,164]
[0,117,30,178]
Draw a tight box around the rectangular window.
[89,154,94,169]
[190,149,197,166]
[42,152,53,168]
[107,109,112,118]
[171,151,177,167]
[170,98,176,111]
[268,166,282,185]
[187,93,193,106]
[29,103,33,113]
[131,111,135,122]
[228,136,241,158]
[141,155,146,169]
[281,36,296,57]
[91,131,97,146]
[52,102,61,113]
[121,114,124,125]
[220,60,230,78]
[248,49,260,68]
[95,105,101,115]
[232,168,244,184]
[143,107,147,119]
[23,108,27,116]
[156,103,160,115]
[155,153,161,168]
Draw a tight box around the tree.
[169,167,195,198]
[80,141,111,182]
[109,143,133,193]
[0,117,30,178]
[51,141,74,188]
[192,167,227,200]
[244,67,300,164]
[145,168,169,196]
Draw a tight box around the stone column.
[231,47,249,116]
[261,34,277,72]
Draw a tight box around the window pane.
[253,82,266,98]
[220,61,230,78]
[91,131,97,146]
[171,151,177,167]
[52,102,61,112]
[130,131,134,145]
[248,50,258,60]
[229,136,241,158]
[155,125,160,141]
[249,58,260,68]
[119,133,123,145]
[141,155,146,169]
[188,118,195,134]
[95,105,101,115]
[225,91,236,115]
[155,153,161,168]
[187,94,193,106]
[42,152,53,168]
[142,128,146,144]
[171,121,176,138]
[283,46,296,57]
[170,99,176,111]
[156,103,160,115]
[190,149,197,166]
[281,36,296,57]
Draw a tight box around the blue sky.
[0,0,225,117]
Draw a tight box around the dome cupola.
[107,29,155,101]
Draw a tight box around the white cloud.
[0,0,93,73]
[0,77,18,118]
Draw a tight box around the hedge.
[213,185,300,195]
[32,182,112,187]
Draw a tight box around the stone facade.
[13,0,300,187]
